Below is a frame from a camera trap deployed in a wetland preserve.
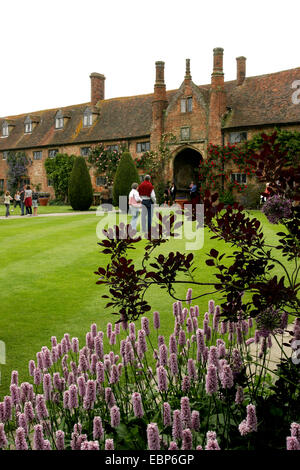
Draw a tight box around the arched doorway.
[173,148,202,198]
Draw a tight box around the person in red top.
[138,175,156,235]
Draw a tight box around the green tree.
[68,156,93,211]
[113,151,139,208]
[44,153,75,202]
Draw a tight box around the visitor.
[260,183,271,204]
[4,191,13,217]
[189,181,200,217]
[170,181,177,204]
[14,191,21,212]
[163,184,170,206]
[32,190,39,216]
[138,175,156,235]
[128,182,142,232]
[20,185,26,216]
[24,185,33,216]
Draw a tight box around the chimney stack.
[90,72,105,106]
[185,58,191,80]
[155,61,165,86]
[208,47,226,145]
[236,56,246,85]
[151,61,168,147]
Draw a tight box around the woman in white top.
[4,191,13,217]
[128,182,142,232]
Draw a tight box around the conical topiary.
[68,156,93,211]
[113,151,139,208]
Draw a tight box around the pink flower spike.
[141,317,150,336]
[105,439,114,450]
[287,436,300,450]
[110,405,120,428]
[132,392,144,418]
[93,416,104,440]
[0,423,8,449]
[147,423,160,450]
[56,430,65,450]
[205,365,218,395]
[153,311,160,330]
[15,427,28,450]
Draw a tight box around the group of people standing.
[3,185,39,217]
[128,176,201,233]
[128,175,156,233]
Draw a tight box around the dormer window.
[83,108,93,127]
[2,122,9,137]
[55,110,64,129]
[24,116,32,134]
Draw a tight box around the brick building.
[0,47,299,198]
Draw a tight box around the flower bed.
[0,293,299,450]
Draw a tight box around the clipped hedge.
[113,152,139,208]
[68,157,93,211]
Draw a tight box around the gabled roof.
[0,66,299,151]
[0,93,159,151]
[223,68,300,128]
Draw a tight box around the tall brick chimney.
[208,47,226,145]
[90,72,105,106]
[236,56,246,85]
[151,61,168,148]
[185,58,191,80]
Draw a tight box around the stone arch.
[172,146,202,197]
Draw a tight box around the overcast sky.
[1,0,299,117]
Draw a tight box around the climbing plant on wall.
[6,151,32,194]
[199,129,300,198]
[88,143,127,184]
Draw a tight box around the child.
[4,191,13,217]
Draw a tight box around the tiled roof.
[223,68,300,128]
[1,67,300,151]
[0,92,159,151]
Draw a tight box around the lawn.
[0,203,97,217]
[0,209,294,398]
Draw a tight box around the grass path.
[0,210,295,398]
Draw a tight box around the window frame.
[33,150,43,160]
[229,131,247,144]
[24,117,32,134]
[136,141,150,153]
[2,122,9,137]
[180,126,190,141]
[231,173,247,184]
[106,144,119,152]
[83,108,93,128]
[55,111,64,130]
[48,149,58,158]
[96,176,107,186]
[0,179,4,190]
[80,147,91,157]
[181,96,193,113]
[2,151,8,160]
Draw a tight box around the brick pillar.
[185,58,191,80]
[208,48,226,145]
[151,61,168,150]
[90,72,105,106]
[236,56,246,85]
